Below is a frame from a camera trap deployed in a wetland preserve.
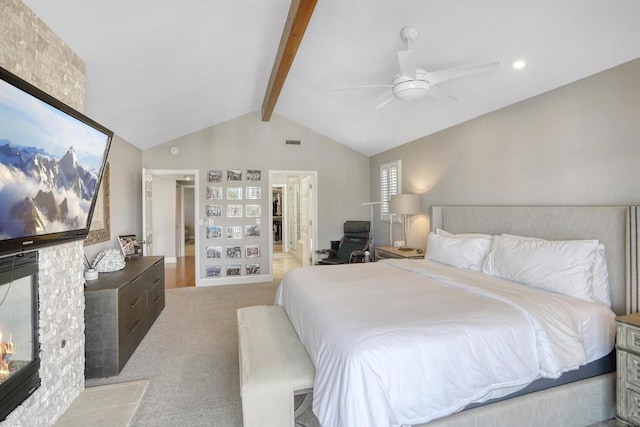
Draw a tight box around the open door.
[269,170,318,273]
[142,169,153,255]
[300,175,313,266]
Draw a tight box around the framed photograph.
[246,186,261,200]
[245,263,261,275]
[118,234,142,258]
[85,163,110,246]
[206,205,222,217]
[226,246,242,258]
[208,169,223,182]
[226,264,242,276]
[227,187,242,200]
[227,169,242,181]
[245,224,260,238]
[206,186,223,200]
[227,205,243,218]
[226,226,242,239]
[246,204,261,218]
[206,226,222,239]
[206,246,222,259]
[206,265,222,278]
[246,170,261,181]
[245,245,260,258]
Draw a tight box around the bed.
[275,205,640,426]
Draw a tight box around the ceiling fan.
[337,26,502,110]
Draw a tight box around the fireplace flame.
[0,330,16,379]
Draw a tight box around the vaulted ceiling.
[22,0,640,156]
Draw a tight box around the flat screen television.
[0,66,112,257]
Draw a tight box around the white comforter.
[275,259,615,427]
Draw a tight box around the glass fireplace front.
[0,253,40,421]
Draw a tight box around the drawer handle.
[131,297,141,308]
[130,320,141,333]
[634,335,640,347]
[154,295,161,304]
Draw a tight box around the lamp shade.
[390,194,421,215]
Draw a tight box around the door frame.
[268,170,318,271]
[142,169,200,284]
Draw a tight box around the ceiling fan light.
[392,75,430,101]
[394,87,429,101]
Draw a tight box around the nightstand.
[615,312,640,425]
[374,246,424,261]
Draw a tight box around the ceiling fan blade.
[397,51,416,79]
[424,61,502,85]
[332,84,393,91]
[373,95,395,110]
[427,85,458,101]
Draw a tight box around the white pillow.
[591,243,611,307]
[426,232,493,271]
[436,228,493,240]
[482,234,599,302]
[497,234,611,307]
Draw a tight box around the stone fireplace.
[1,242,85,426]
[0,253,40,421]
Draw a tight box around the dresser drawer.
[625,352,640,390]
[145,260,163,288]
[624,387,640,425]
[147,277,165,324]
[621,324,640,354]
[118,275,148,340]
[119,307,150,369]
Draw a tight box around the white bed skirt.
[419,373,615,427]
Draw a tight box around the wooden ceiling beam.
[261,0,317,121]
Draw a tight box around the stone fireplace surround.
[3,243,85,426]
[1,0,89,425]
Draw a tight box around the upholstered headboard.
[430,206,640,316]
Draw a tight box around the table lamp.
[390,194,421,250]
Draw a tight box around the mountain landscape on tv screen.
[0,140,99,239]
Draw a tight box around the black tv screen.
[0,66,112,257]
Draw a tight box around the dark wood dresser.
[84,256,165,378]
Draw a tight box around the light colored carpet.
[86,280,320,427]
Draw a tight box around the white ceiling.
[22,0,640,156]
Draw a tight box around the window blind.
[380,160,400,220]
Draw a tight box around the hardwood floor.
[164,256,195,289]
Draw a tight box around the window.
[380,160,400,221]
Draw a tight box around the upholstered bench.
[237,305,315,427]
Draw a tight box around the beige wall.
[143,111,371,280]
[370,58,640,250]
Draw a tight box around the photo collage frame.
[205,169,263,278]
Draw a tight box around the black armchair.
[318,220,371,265]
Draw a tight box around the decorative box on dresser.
[616,312,640,425]
[84,256,165,378]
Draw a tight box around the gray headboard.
[431,206,640,316]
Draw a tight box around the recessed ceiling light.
[512,60,526,69]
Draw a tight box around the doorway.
[142,169,199,288]
[269,170,317,279]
